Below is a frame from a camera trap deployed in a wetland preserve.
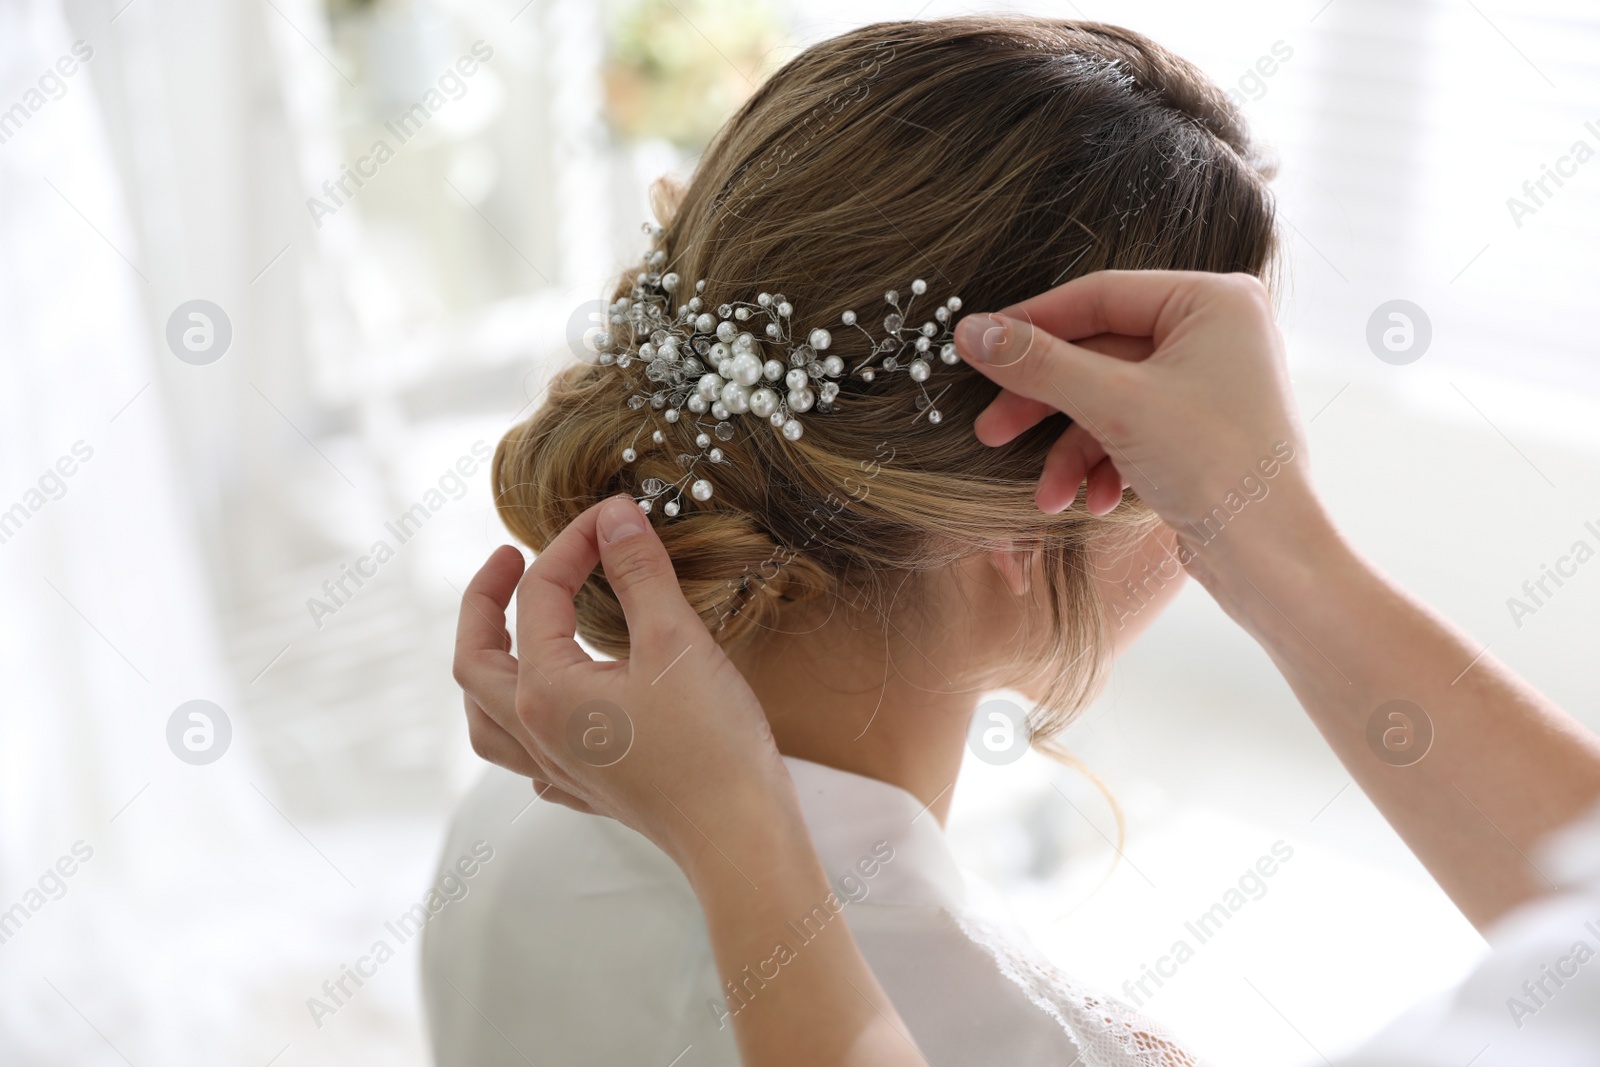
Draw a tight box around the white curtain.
[0,2,412,1063]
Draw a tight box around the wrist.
[1180,481,1349,633]
[664,774,819,895]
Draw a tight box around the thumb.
[595,495,705,654]
[955,312,1130,434]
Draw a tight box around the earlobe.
[988,547,1033,598]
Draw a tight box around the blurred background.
[1,0,1597,1063]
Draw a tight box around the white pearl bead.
[911,278,927,295]
[735,307,750,320]
[757,293,772,306]
[927,409,942,424]
[947,296,962,311]
[717,360,733,377]
[665,408,679,422]
[749,387,779,419]
[649,250,666,268]
[662,272,680,291]
[639,498,652,514]
[664,500,679,517]
[690,479,713,502]
[841,310,857,325]
[940,342,958,364]
[787,387,815,413]
[721,381,751,414]
[639,342,655,360]
[777,301,792,317]
[762,359,785,381]
[696,432,711,448]
[687,394,708,414]
[695,313,715,333]
[622,448,637,462]
[697,373,723,400]
[781,418,803,441]
[785,368,809,391]
[711,401,729,420]
[821,355,844,377]
[808,328,832,350]
[709,448,723,463]
[652,429,665,443]
[909,359,930,382]
[729,352,762,386]
[765,323,780,337]
[716,320,737,343]
[710,341,731,362]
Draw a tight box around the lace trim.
[952,912,1207,1067]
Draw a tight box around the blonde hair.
[495,17,1277,744]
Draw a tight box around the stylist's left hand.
[452,495,797,874]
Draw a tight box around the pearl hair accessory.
[594,225,964,517]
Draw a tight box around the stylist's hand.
[452,496,796,872]
[958,270,1315,534]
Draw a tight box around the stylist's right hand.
[452,496,797,873]
[957,270,1314,533]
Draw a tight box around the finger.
[594,494,705,658]
[1084,456,1125,516]
[998,269,1205,342]
[1077,331,1157,364]
[465,697,544,778]
[454,546,524,677]
[973,334,1153,446]
[1035,424,1106,514]
[956,312,1133,430]
[974,389,1057,446]
[514,501,607,673]
[456,639,519,733]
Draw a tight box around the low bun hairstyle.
[495,16,1277,742]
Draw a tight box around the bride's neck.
[727,603,985,826]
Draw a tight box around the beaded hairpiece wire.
[594,224,963,517]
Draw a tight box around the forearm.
[1189,494,1600,927]
[677,791,927,1067]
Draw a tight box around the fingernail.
[598,496,646,544]
[957,313,1002,363]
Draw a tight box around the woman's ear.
[986,545,1036,598]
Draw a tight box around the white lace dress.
[421,758,1205,1067]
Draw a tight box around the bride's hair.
[495,17,1277,740]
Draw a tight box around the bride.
[422,15,1275,1067]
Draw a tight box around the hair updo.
[495,16,1277,741]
